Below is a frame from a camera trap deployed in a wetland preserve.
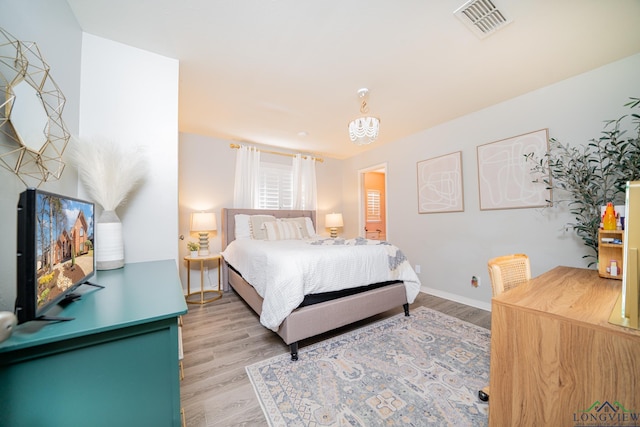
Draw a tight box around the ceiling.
[65,0,640,159]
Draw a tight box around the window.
[367,189,381,221]
[258,162,293,209]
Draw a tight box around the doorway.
[359,163,387,241]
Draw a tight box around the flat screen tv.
[15,188,99,324]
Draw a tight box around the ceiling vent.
[454,0,512,39]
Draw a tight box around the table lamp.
[191,212,217,256]
[325,213,343,238]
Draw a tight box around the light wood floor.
[179,290,491,427]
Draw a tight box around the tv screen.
[15,189,96,324]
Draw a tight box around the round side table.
[184,254,223,304]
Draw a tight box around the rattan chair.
[487,254,531,297]
[479,253,531,402]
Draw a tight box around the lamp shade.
[325,213,344,228]
[191,212,217,232]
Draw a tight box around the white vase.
[95,210,124,270]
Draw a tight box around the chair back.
[487,254,531,296]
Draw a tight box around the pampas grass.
[71,137,148,211]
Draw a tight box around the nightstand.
[184,254,223,304]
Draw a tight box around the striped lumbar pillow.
[264,220,303,240]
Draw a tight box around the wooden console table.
[0,260,188,427]
[489,266,640,426]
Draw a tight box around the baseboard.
[420,286,492,312]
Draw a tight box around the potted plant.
[187,241,199,257]
[526,97,640,266]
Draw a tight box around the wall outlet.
[415,265,421,274]
[471,276,480,288]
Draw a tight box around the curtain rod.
[229,143,323,163]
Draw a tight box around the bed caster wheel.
[478,390,489,402]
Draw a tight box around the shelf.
[598,229,624,280]
[599,229,623,236]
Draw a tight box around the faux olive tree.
[525,97,640,266]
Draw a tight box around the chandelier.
[348,88,380,145]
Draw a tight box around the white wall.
[177,134,344,292]
[342,53,640,311]
[177,134,234,293]
[0,0,82,311]
[78,33,180,266]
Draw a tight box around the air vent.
[454,0,512,39]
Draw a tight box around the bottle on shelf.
[603,202,617,230]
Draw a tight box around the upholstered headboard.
[220,208,316,251]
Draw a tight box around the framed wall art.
[417,151,464,214]
[476,129,550,210]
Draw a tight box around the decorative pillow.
[234,214,252,239]
[249,215,277,240]
[304,216,317,237]
[281,217,310,239]
[264,220,303,240]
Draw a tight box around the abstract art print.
[477,129,550,210]
[417,151,464,214]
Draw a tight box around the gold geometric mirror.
[0,27,70,187]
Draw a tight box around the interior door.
[360,165,387,240]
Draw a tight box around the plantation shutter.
[367,189,381,221]
[259,162,293,209]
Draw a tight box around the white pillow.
[304,216,317,237]
[249,215,277,240]
[264,220,303,240]
[234,214,252,240]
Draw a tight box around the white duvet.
[221,237,421,331]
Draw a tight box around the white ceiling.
[65,0,640,159]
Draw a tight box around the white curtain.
[292,154,317,210]
[233,145,261,208]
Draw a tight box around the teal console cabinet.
[0,260,188,427]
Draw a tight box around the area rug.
[246,306,490,426]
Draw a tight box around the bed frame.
[220,208,410,360]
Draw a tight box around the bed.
[220,208,421,360]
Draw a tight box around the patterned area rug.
[246,306,490,426]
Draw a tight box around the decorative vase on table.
[95,210,124,270]
[603,202,617,231]
[71,137,148,272]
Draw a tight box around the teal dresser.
[0,260,188,427]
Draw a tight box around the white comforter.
[221,237,421,331]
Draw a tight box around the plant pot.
[190,251,198,258]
